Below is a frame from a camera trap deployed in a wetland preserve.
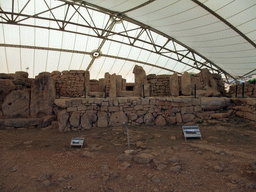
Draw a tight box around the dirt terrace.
[0,117,256,192]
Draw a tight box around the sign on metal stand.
[182,125,202,140]
[70,137,84,148]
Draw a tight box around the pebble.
[213,165,223,172]
[42,179,51,187]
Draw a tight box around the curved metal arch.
[0,43,181,74]
[0,0,235,82]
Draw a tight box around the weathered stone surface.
[144,113,155,125]
[136,117,144,124]
[85,71,90,97]
[4,118,43,128]
[182,114,195,123]
[133,65,148,97]
[116,154,133,161]
[81,113,97,129]
[0,79,15,110]
[191,76,203,91]
[169,72,179,96]
[69,112,80,127]
[134,153,154,164]
[58,110,69,132]
[109,111,128,126]
[181,72,192,96]
[30,72,56,117]
[210,113,229,119]
[2,90,29,117]
[116,75,122,97]
[176,113,182,123]
[97,111,108,127]
[155,115,166,126]
[201,97,230,111]
[181,106,193,114]
[166,116,176,124]
[109,74,117,98]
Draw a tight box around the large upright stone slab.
[97,112,108,127]
[30,72,56,117]
[0,79,15,110]
[2,90,29,117]
[181,72,192,96]
[84,71,90,97]
[99,78,105,92]
[109,111,128,126]
[169,72,179,96]
[116,75,122,97]
[109,74,117,98]
[122,79,126,90]
[133,65,148,97]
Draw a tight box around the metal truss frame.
[0,0,236,82]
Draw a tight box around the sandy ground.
[0,117,256,192]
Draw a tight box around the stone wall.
[229,83,256,98]
[147,74,171,96]
[231,98,256,121]
[54,97,231,132]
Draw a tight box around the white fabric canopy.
[0,0,255,82]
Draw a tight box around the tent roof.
[0,0,255,82]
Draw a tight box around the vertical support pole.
[242,83,245,98]
[59,87,61,99]
[194,84,196,98]
[84,87,86,98]
[104,85,107,99]
[143,85,145,98]
[235,85,238,98]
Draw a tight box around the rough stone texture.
[176,113,182,123]
[116,75,122,97]
[97,111,108,127]
[166,116,176,124]
[81,113,97,129]
[109,74,117,98]
[169,72,179,96]
[134,153,154,164]
[144,113,155,125]
[30,72,56,117]
[181,72,192,96]
[4,118,43,128]
[2,90,30,117]
[182,114,195,123]
[133,65,148,97]
[85,71,90,97]
[58,110,69,132]
[69,112,80,127]
[109,111,128,126]
[201,97,230,111]
[155,115,166,126]
[0,79,16,110]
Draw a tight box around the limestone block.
[122,79,126,90]
[136,117,144,124]
[181,106,194,114]
[244,112,256,121]
[133,65,147,97]
[194,105,202,112]
[99,78,105,92]
[182,114,195,123]
[169,72,179,96]
[85,71,90,97]
[181,72,192,96]
[109,106,119,112]
[144,113,155,125]
[109,111,128,126]
[176,113,182,123]
[210,113,229,119]
[201,97,230,111]
[141,98,149,105]
[191,76,203,91]
[4,118,43,128]
[155,115,166,126]
[58,110,69,132]
[166,116,176,124]
[109,74,116,98]
[97,111,108,127]
[70,112,80,127]
[81,113,97,129]
[116,75,122,97]
[127,113,138,121]
[134,153,154,164]
[2,90,29,117]
[30,72,56,117]
[0,79,15,110]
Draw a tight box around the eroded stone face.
[181,72,192,96]
[30,72,56,117]
[169,72,179,97]
[58,110,69,132]
[97,112,108,128]
[2,90,30,118]
[109,111,128,126]
[144,113,155,125]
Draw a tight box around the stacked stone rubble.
[229,83,256,98]
[231,98,256,121]
[55,96,231,132]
